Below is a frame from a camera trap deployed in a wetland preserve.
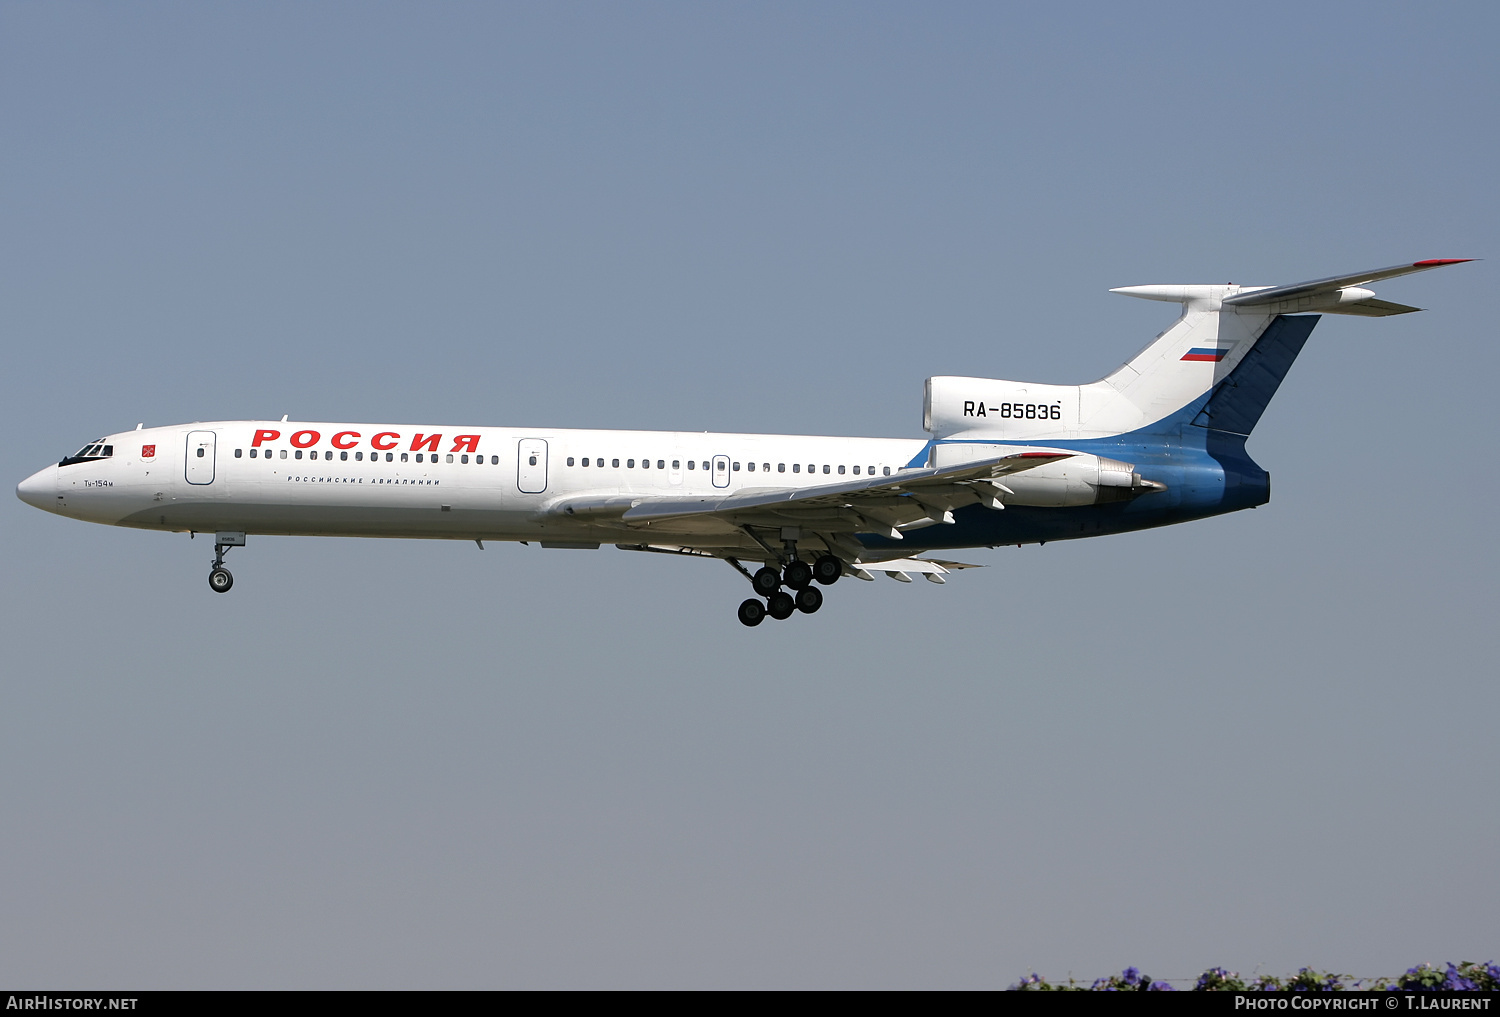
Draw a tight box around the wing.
[543,450,1072,564]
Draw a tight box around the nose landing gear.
[206,531,246,594]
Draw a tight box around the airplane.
[16,259,1471,626]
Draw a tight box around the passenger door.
[517,438,548,494]
[185,430,216,485]
[711,454,730,489]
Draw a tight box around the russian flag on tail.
[1181,347,1231,362]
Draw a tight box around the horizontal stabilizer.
[1223,259,1473,312]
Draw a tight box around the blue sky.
[2,1,1495,988]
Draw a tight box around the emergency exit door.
[185,430,216,485]
[517,438,548,494]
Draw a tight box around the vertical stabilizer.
[924,260,1471,444]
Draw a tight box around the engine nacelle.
[924,375,1080,440]
[932,441,1160,506]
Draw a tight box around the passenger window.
[747,462,755,472]
[688,461,695,470]
[293,450,301,460]
[416,454,424,463]
[657,460,665,469]
[281,449,288,459]
[612,458,620,468]
[597,458,604,467]
[883,466,890,476]
[401,453,408,462]
[778,463,785,473]
[838,465,845,474]
[386,453,393,462]
[340,451,348,461]
[852,465,859,475]
[627,459,634,468]
[448,454,455,463]
[250,448,258,458]
[197,448,206,458]
[732,462,739,471]
[792,464,800,473]
[491,456,498,465]
[672,460,679,469]
[459,454,467,463]
[868,466,875,475]
[704,462,711,471]
[234,449,243,458]
[325,451,333,460]
[823,465,830,474]
[356,451,363,461]
[567,457,575,466]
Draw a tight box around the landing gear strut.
[207,531,245,594]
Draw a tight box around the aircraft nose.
[16,464,58,510]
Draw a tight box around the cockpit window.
[59,440,114,468]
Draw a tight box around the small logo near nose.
[142,445,156,459]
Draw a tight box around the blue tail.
[1188,314,1320,438]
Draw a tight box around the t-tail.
[919,259,1472,518]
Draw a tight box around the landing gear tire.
[208,567,234,594]
[737,598,767,627]
[795,586,823,614]
[812,554,843,585]
[782,560,813,590]
[752,566,782,596]
[767,591,796,620]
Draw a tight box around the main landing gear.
[735,551,842,626]
[206,531,246,594]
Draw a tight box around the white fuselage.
[20,420,931,547]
